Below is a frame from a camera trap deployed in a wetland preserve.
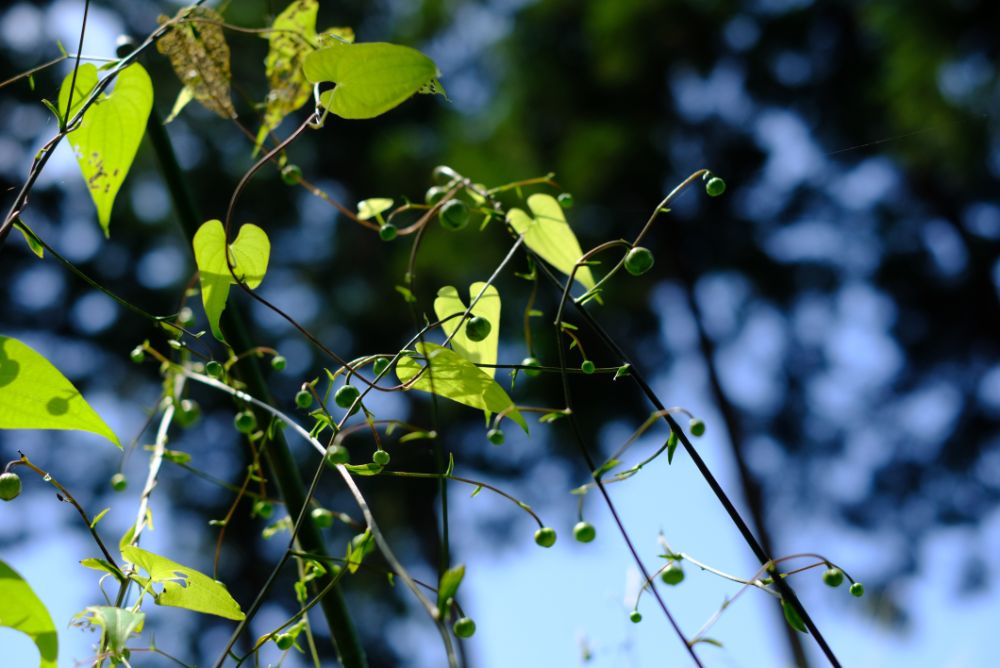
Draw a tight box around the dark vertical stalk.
[141,100,367,667]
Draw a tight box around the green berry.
[624,247,654,276]
[110,473,127,492]
[425,186,448,205]
[487,428,505,445]
[0,472,22,501]
[234,410,257,434]
[453,617,476,638]
[372,357,390,377]
[372,450,390,466]
[177,306,195,328]
[281,164,302,186]
[274,633,295,650]
[850,582,865,597]
[325,445,350,467]
[271,355,286,371]
[573,521,596,543]
[439,199,470,231]
[705,176,726,197]
[205,360,224,378]
[311,508,334,529]
[129,346,145,364]
[823,568,844,588]
[334,384,361,409]
[629,611,642,624]
[660,563,684,585]
[253,500,274,519]
[689,418,706,437]
[175,399,201,428]
[465,316,491,342]
[534,527,557,548]
[379,223,398,241]
[521,357,543,377]
[557,192,574,209]
[580,360,596,374]
[295,390,313,409]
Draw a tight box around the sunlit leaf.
[436,563,465,614]
[433,282,501,377]
[156,6,236,118]
[345,530,374,574]
[0,560,58,668]
[71,607,144,658]
[163,85,194,124]
[0,335,120,447]
[57,63,153,236]
[122,545,245,620]
[303,41,444,119]
[507,193,595,290]
[193,220,271,342]
[255,0,354,152]
[396,343,527,432]
[15,222,44,258]
[357,198,393,221]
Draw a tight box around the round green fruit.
[521,357,542,378]
[129,346,145,364]
[425,186,448,205]
[465,316,491,342]
[253,500,274,519]
[280,164,302,186]
[439,199,470,231]
[175,399,201,427]
[325,445,350,467]
[271,355,286,371]
[453,617,477,638]
[274,633,295,650]
[311,508,334,529]
[850,582,865,597]
[108,472,126,492]
[705,176,726,197]
[534,527,557,548]
[295,390,313,409]
[0,472,23,501]
[689,418,706,437]
[372,450,391,466]
[234,410,257,434]
[487,428,505,445]
[557,192,574,209]
[372,357,390,377]
[629,611,642,624]
[823,568,844,588]
[573,521,596,543]
[379,223,398,241]
[205,360,224,378]
[580,360,596,374]
[624,247,654,276]
[660,563,684,585]
[334,384,361,409]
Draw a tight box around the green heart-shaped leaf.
[303,41,444,119]
[396,343,527,432]
[0,335,120,447]
[193,220,271,342]
[122,546,245,620]
[434,282,501,378]
[58,63,153,236]
[507,193,595,290]
[0,560,58,668]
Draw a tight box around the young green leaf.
[345,530,375,574]
[436,563,466,614]
[507,193,595,290]
[357,198,394,221]
[781,599,808,634]
[71,607,144,658]
[303,41,444,119]
[0,560,58,668]
[156,7,236,118]
[193,220,271,342]
[0,335,120,447]
[121,545,245,620]
[434,282,501,377]
[255,0,354,152]
[396,343,528,432]
[57,63,153,236]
